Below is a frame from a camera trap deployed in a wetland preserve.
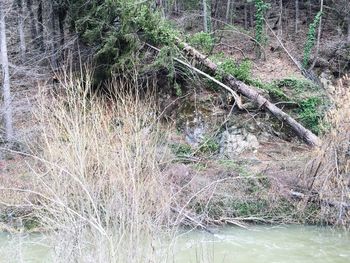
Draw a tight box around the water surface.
[0,225,349,263]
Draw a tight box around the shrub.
[188,32,215,53]
[302,75,350,228]
[275,77,318,91]
[33,72,177,262]
[297,97,323,134]
[216,58,252,83]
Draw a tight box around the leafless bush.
[303,75,350,227]
[31,71,179,262]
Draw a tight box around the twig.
[145,43,243,109]
[170,206,214,234]
[215,43,246,58]
[264,18,304,73]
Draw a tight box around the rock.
[185,117,206,146]
[219,127,259,157]
[320,71,337,94]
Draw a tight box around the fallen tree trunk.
[176,38,321,147]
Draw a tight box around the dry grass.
[26,72,180,262]
[302,75,350,227]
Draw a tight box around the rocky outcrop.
[219,126,259,157]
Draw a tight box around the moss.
[215,58,253,83]
[217,159,251,176]
[230,199,269,217]
[23,217,40,230]
[197,136,220,155]
[275,77,318,92]
[296,97,323,134]
[170,143,192,158]
[251,79,289,100]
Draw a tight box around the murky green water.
[0,225,349,263]
[175,225,350,263]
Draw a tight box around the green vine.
[203,0,212,33]
[254,0,269,46]
[303,11,323,68]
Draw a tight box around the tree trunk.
[244,3,248,29]
[26,0,37,48]
[295,0,299,33]
[176,39,320,146]
[51,1,58,68]
[212,0,218,29]
[249,3,254,28]
[58,5,67,61]
[225,0,231,23]
[17,0,26,61]
[173,0,179,14]
[203,0,209,32]
[0,4,14,142]
[347,15,350,43]
[308,0,312,23]
[278,0,283,37]
[37,0,44,51]
[310,0,324,70]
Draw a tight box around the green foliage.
[251,79,289,100]
[154,47,176,77]
[273,77,326,133]
[67,0,179,83]
[254,0,269,45]
[153,46,186,96]
[174,82,182,96]
[275,77,318,92]
[297,97,323,134]
[230,199,269,216]
[188,32,215,53]
[216,58,252,83]
[170,143,192,157]
[23,217,40,230]
[303,11,323,68]
[211,54,289,100]
[198,136,219,154]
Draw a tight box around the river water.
[0,225,349,263]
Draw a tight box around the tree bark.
[37,0,44,51]
[26,0,37,48]
[56,3,67,62]
[347,15,350,43]
[51,1,58,68]
[310,0,324,70]
[203,0,209,32]
[16,0,26,61]
[0,4,14,141]
[225,0,231,23]
[177,39,320,146]
[244,3,248,29]
[278,0,283,37]
[173,0,179,14]
[295,0,299,33]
